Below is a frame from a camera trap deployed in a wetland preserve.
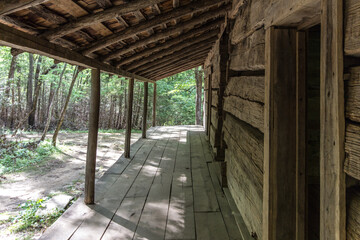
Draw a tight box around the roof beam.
[173,0,180,8]
[80,0,228,56]
[40,0,165,41]
[117,21,220,68]
[0,0,48,16]
[93,0,113,9]
[130,35,218,73]
[150,60,204,80]
[0,22,154,83]
[139,48,211,76]
[102,7,227,62]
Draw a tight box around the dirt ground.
[0,131,141,239]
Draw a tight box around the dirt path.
[0,131,141,235]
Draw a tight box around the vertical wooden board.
[195,212,229,240]
[263,27,297,240]
[125,78,134,158]
[345,123,360,180]
[142,82,148,138]
[320,0,346,239]
[296,31,307,240]
[346,188,360,240]
[345,0,360,56]
[152,83,157,127]
[345,66,360,123]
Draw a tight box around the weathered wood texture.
[263,27,297,240]
[152,83,156,127]
[347,187,360,240]
[344,123,360,180]
[320,0,346,239]
[142,82,148,138]
[346,67,360,122]
[345,0,360,56]
[224,113,264,239]
[125,78,135,158]
[224,76,264,132]
[230,0,265,45]
[84,68,101,204]
[230,29,265,72]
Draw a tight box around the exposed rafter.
[125,31,219,72]
[40,0,165,41]
[80,0,228,56]
[93,0,113,9]
[0,0,48,16]
[0,23,154,82]
[102,7,227,62]
[117,21,220,68]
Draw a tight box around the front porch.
[40,126,243,240]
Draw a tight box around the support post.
[142,82,148,138]
[296,31,307,240]
[152,83,157,127]
[85,68,101,205]
[263,27,297,240]
[206,71,212,136]
[125,77,134,158]
[320,0,346,239]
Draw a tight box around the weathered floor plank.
[40,126,242,240]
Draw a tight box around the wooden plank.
[190,131,219,212]
[134,133,179,240]
[70,138,159,240]
[264,0,320,28]
[0,0,48,16]
[346,66,360,122]
[263,27,297,240]
[41,0,165,41]
[208,162,242,240]
[195,212,229,240]
[344,0,360,56]
[142,82,148,138]
[296,31,307,240]
[84,68,101,204]
[345,123,360,180]
[320,0,346,239]
[346,188,360,239]
[0,23,155,83]
[124,77,134,158]
[81,0,227,55]
[226,76,265,104]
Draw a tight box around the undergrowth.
[8,199,63,233]
[0,135,58,175]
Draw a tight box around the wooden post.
[206,71,212,136]
[125,77,134,158]
[84,68,101,205]
[142,82,148,138]
[263,27,297,240]
[152,83,156,127]
[296,31,307,240]
[320,0,346,239]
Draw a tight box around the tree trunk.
[52,66,83,146]
[33,56,42,127]
[1,49,21,128]
[26,53,34,129]
[41,64,67,141]
[195,66,203,125]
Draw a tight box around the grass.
[1,128,142,135]
[0,138,58,175]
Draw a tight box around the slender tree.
[195,66,203,125]
[26,53,34,128]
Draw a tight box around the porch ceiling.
[0,0,229,81]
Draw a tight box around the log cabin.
[0,0,359,239]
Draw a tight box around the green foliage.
[8,198,63,233]
[0,137,57,175]
[156,68,203,126]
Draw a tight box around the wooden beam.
[0,0,48,16]
[29,5,67,25]
[296,31,306,240]
[152,83,156,127]
[207,69,213,136]
[129,33,218,73]
[143,50,210,77]
[0,16,40,35]
[173,0,180,8]
[263,27,297,240]
[320,0,346,239]
[84,68,101,205]
[93,0,112,9]
[41,0,165,41]
[80,0,228,56]
[0,23,154,83]
[142,82,148,138]
[102,7,228,62]
[152,61,204,80]
[137,45,212,76]
[117,21,220,68]
[125,77,135,158]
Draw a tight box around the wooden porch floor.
[40,126,242,240]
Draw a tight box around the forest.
[0,46,204,137]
